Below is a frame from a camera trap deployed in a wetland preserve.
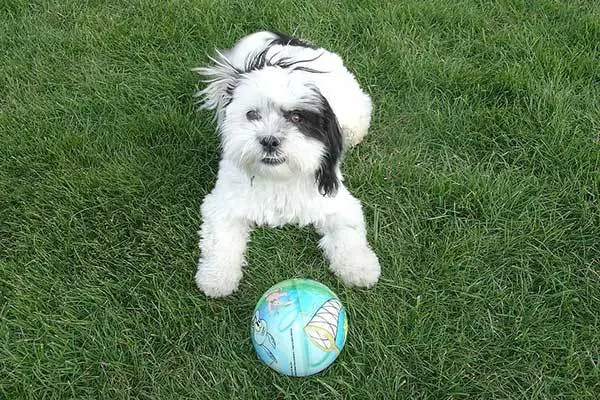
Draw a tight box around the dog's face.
[195,52,343,195]
[223,68,338,183]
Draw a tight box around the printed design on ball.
[304,298,343,353]
[252,310,277,364]
[265,288,294,313]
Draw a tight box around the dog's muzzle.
[259,136,286,165]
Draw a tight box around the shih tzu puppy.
[193,31,380,297]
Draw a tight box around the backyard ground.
[1,0,599,398]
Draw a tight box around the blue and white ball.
[251,279,348,376]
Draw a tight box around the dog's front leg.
[195,195,250,298]
[317,190,381,288]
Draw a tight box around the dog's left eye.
[246,110,261,121]
[289,111,303,123]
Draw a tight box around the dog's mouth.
[261,156,287,166]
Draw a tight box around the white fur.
[194,31,380,297]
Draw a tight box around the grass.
[1,0,599,398]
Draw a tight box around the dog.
[192,31,380,297]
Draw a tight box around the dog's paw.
[329,247,381,288]
[194,259,242,298]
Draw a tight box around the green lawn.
[1,0,599,398]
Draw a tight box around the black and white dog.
[193,31,380,297]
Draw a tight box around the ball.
[251,278,348,376]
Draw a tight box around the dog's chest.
[243,180,329,227]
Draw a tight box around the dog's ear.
[315,97,344,197]
[192,51,240,121]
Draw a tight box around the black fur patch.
[283,91,343,196]
[244,47,325,74]
[269,32,316,49]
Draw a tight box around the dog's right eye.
[246,110,261,121]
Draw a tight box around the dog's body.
[194,31,380,297]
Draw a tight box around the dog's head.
[194,48,343,196]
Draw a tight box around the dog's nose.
[259,136,281,152]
